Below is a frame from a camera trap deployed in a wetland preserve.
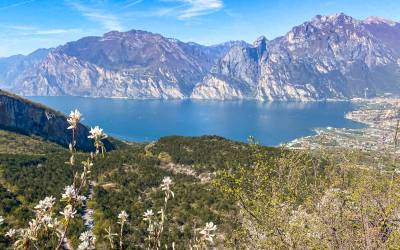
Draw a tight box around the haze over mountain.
[1,13,400,101]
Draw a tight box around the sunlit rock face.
[2,14,400,101]
[2,30,246,99]
[193,13,400,101]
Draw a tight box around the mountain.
[0,48,50,89]
[193,13,400,100]
[0,89,114,151]
[191,36,268,99]
[1,14,400,101]
[1,30,247,99]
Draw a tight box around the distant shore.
[287,97,400,153]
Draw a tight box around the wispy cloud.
[2,25,82,37]
[0,0,35,10]
[33,28,82,35]
[167,0,224,19]
[66,1,123,31]
[121,0,144,9]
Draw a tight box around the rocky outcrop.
[0,89,114,151]
[193,13,400,101]
[191,36,267,99]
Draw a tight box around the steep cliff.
[0,89,114,151]
[192,13,400,100]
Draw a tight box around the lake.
[28,96,365,146]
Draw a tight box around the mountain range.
[1,13,400,101]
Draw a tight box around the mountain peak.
[253,36,268,55]
[253,36,268,47]
[364,16,398,26]
[311,13,356,26]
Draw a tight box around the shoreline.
[286,97,400,153]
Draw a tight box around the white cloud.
[67,1,123,31]
[3,25,82,36]
[159,0,223,19]
[33,29,82,35]
[177,0,223,19]
[121,0,144,9]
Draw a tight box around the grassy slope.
[0,131,252,248]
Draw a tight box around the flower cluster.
[78,230,96,250]
[118,210,129,225]
[160,176,174,203]
[200,222,217,243]
[60,204,77,220]
[67,109,82,130]
[88,126,108,155]
[8,196,60,249]
[61,185,85,203]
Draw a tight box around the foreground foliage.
[1,111,399,249]
[215,140,400,249]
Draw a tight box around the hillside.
[0,89,114,151]
[1,123,400,249]
[0,130,255,248]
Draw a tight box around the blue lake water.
[28,96,365,146]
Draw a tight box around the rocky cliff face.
[2,14,400,101]
[193,13,400,101]
[4,30,246,99]
[0,89,114,151]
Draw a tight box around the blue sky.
[0,0,400,57]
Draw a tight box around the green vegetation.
[0,130,399,249]
[0,131,239,249]
[215,142,400,249]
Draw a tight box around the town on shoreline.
[287,98,400,154]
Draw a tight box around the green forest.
[0,130,400,249]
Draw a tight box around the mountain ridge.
[1,13,400,101]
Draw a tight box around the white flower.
[77,241,90,250]
[160,176,174,200]
[35,196,55,211]
[0,215,4,225]
[88,126,108,141]
[43,215,58,228]
[67,109,82,130]
[60,205,77,220]
[28,219,40,234]
[160,177,173,191]
[62,185,76,200]
[200,222,217,243]
[61,185,84,202]
[79,230,96,243]
[143,209,154,221]
[118,210,129,224]
[78,231,96,250]
[5,228,16,238]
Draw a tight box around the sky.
[0,0,400,57]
